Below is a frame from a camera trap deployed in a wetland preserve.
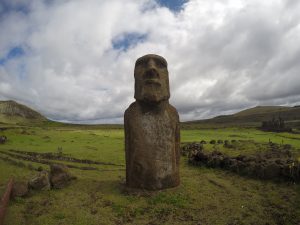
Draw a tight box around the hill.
[0,100,47,124]
[184,105,300,128]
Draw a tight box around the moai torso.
[124,54,180,190]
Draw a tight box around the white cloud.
[0,0,300,123]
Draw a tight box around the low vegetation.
[0,125,300,225]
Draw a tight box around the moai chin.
[124,54,180,190]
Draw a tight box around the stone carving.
[124,54,180,190]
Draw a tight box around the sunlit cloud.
[0,0,300,123]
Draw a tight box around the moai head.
[134,54,170,103]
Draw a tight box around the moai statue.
[124,54,180,190]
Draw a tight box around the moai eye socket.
[155,58,167,69]
[136,58,147,68]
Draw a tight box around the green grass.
[181,128,300,148]
[0,126,300,225]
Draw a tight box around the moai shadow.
[124,54,180,190]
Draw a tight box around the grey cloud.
[0,0,300,123]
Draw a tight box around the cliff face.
[0,100,46,122]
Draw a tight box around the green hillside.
[0,100,47,125]
[184,105,300,128]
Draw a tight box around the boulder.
[29,171,51,190]
[195,151,208,162]
[0,135,7,144]
[264,163,281,179]
[210,140,216,144]
[50,164,76,189]
[12,181,29,197]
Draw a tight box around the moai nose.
[144,58,159,79]
[147,58,156,69]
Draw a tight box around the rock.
[222,156,231,169]
[217,140,223,144]
[124,54,180,190]
[12,181,29,197]
[211,156,222,168]
[236,161,247,174]
[243,161,256,176]
[264,163,281,179]
[253,164,265,179]
[0,135,7,144]
[283,144,292,150]
[229,159,238,172]
[284,150,292,157]
[29,171,51,190]
[195,151,208,162]
[275,159,284,165]
[50,164,75,189]
[209,140,216,144]
[224,141,234,148]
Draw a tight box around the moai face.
[134,54,170,103]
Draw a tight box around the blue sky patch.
[157,0,187,11]
[0,2,30,18]
[17,63,27,81]
[112,33,147,51]
[0,46,25,65]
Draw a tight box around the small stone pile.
[181,142,203,156]
[12,164,76,198]
[0,135,7,144]
[185,143,300,182]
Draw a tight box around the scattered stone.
[50,164,76,189]
[185,142,300,182]
[264,163,281,179]
[181,142,203,156]
[29,171,51,190]
[224,140,234,149]
[12,181,29,197]
[0,135,7,144]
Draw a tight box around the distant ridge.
[184,105,300,128]
[0,100,47,124]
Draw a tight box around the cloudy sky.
[0,0,300,123]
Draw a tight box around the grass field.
[0,126,300,225]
